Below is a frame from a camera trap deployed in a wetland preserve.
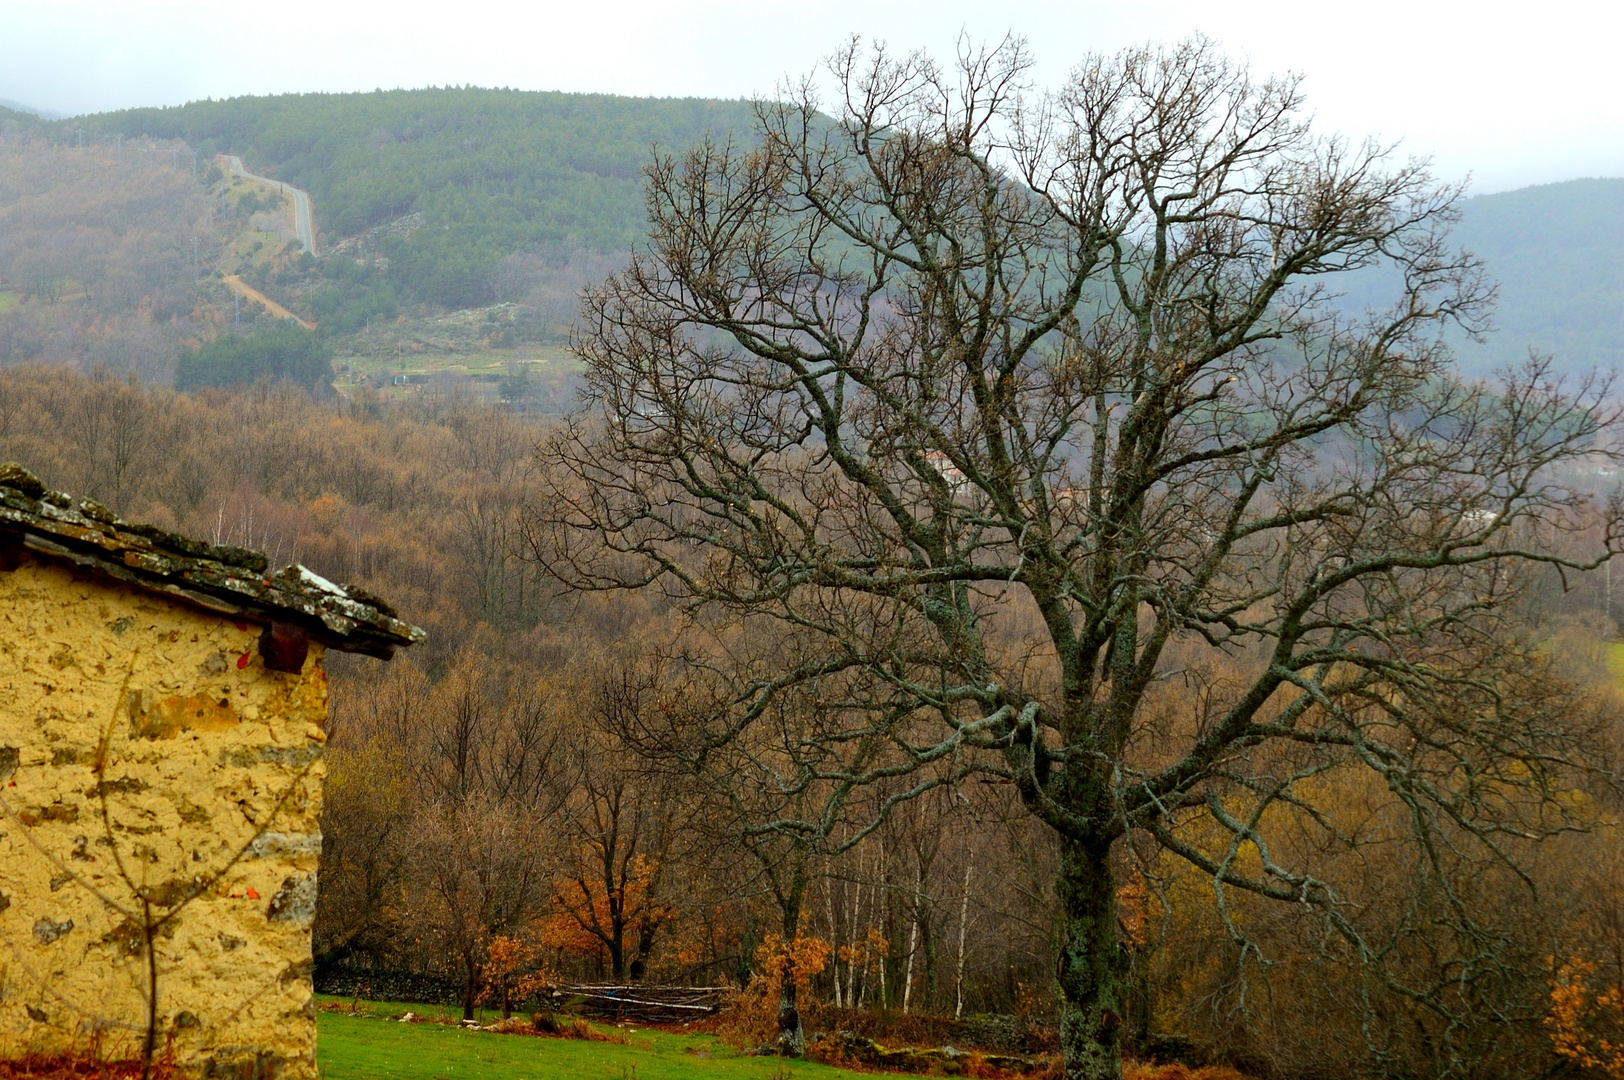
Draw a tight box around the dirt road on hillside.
[222,274,316,330]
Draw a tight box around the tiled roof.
[0,463,423,660]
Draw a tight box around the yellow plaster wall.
[0,554,329,1079]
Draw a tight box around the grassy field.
[330,344,583,410]
[0,290,18,314]
[335,343,575,380]
[315,998,860,1080]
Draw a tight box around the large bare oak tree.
[534,37,1622,1079]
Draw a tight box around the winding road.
[224,155,316,255]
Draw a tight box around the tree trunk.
[902,879,919,1014]
[1055,838,1127,1080]
[954,855,972,1020]
[922,905,937,1010]
[777,972,804,1055]
[774,852,808,1056]
[827,881,842,1008]
[462,953,480,1022]
[847,860,865,1008]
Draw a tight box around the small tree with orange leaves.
[542,851,673,980]
[479,934,554,1020]
[756,933,833,1000]
[717,934,835,1052]
[1548,959,1624,1077]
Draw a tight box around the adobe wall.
[0,553,328,1079]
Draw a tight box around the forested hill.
[61,88,756,306]
[22,88,1624,373]
[0,105,42,130]
[1453,178,1624,373]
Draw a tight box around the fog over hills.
[0,98,58,120]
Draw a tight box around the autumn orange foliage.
[1122,1065,1252,1080]
[836,928,890,990]
[1548,958,1624,1077]
[478,934,553,1015]
[754,932,833,996]
[705,934,834,1049]
[540,852,672,972]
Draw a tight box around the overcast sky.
[2,0,1618,195]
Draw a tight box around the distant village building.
[923,450,968,490]
[0,464,422,1079]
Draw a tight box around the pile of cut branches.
[548,984,726,1024]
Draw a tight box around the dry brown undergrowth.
[1123,1065,1253,1080]
[0,1053,175,1080]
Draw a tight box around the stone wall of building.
[0,554,328,1079]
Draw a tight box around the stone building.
[0,463,422,1078]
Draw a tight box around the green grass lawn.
[0,291,19,314]
[315,998,863,1080]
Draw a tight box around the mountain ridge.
[1453,177,1624,372]
[12,87,1624,377]
[55,87,756,307]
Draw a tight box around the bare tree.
[533,36,1624,1079]
[400,654,560,1019]
[545,667,681,981]
[313,678,417,974]
[597,645,970,1052]
[415,793,547,1021]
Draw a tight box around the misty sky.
[3,0,1618,195]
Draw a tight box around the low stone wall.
[951,1013,1047,1054]
[314,966,465,1007]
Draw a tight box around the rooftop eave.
[0,465,424,659]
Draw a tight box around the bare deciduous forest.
[0,140,211,379]
[1,353,1620,1079]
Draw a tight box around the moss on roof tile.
[0,463,423,659]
